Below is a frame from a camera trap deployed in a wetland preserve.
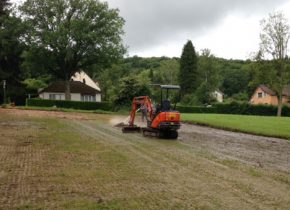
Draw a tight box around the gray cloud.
[105,0,288,56]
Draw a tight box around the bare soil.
[180,123,290,172]
[0,108,289,209]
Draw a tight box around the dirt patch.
[0,108,103,121]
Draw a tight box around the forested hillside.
[93,55,255,106]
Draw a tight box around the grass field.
[182,113,290,139]
[1,109,290,209]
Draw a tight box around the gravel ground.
[180,123,290,172]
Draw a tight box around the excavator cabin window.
[161,100,171,111]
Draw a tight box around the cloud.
[104,0,288,57]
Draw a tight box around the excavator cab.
[159,85,180,110]
[121,85,181,139]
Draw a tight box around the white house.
[212,90,224,103]
[71,71,101,91]
[39,71,101,102]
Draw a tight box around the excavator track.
[142,128,178,139]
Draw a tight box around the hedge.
[178,102,290,116]
[26,98,112,111]
[177,105,216,113]
[26,99,290,116]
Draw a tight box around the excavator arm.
[128,96,154,126]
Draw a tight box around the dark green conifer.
[179,40,198,96]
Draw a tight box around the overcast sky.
[102,0,290,59]
[13,0,290,59]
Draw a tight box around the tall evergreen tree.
[179,40,198,96]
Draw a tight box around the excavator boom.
[122,96,153,133]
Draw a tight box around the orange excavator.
[122,85,181,139]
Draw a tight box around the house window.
[81,95,96,102]
[49,94,64,100]
[258,92,263,98]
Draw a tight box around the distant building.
[39,71,101,102]
[249,84,290,106]
[212,90,224,103]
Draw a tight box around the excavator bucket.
[122,125,141,133]
[114,122,127,128]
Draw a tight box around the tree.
[196,49,219,104]
[0,2,27,104]
[259,12,290,116]
[179,40,198,96]
[222,68,250,97]
[156,59,179,85]
[20,0,125,100]
[0,0,10,16]
[113,75,151,109]
[96,63,129,101]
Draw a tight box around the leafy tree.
[0,0,10,16]
[0,5,27,104]
[23,77,50,91]
[179,40,198,96]
[195,49,219,104]
[259,11,290,116]
[222,68,250,97]
[149,68,154,82]
[113,75,151,109]
[20,0,125,100]
[96,63,129,101]
[156,59,179,85]
[232,92,249,102]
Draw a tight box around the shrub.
[180,93,201,106]
[26,98,112,111]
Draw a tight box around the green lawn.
[182,113,290,139]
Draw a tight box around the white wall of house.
[40,92,66,100]
[39,92,101,102]
[96,94,101,102]
[213,91,223,103]
[71,93,81,101]
[71,71,101,91]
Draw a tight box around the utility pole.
[3,80,6,104]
